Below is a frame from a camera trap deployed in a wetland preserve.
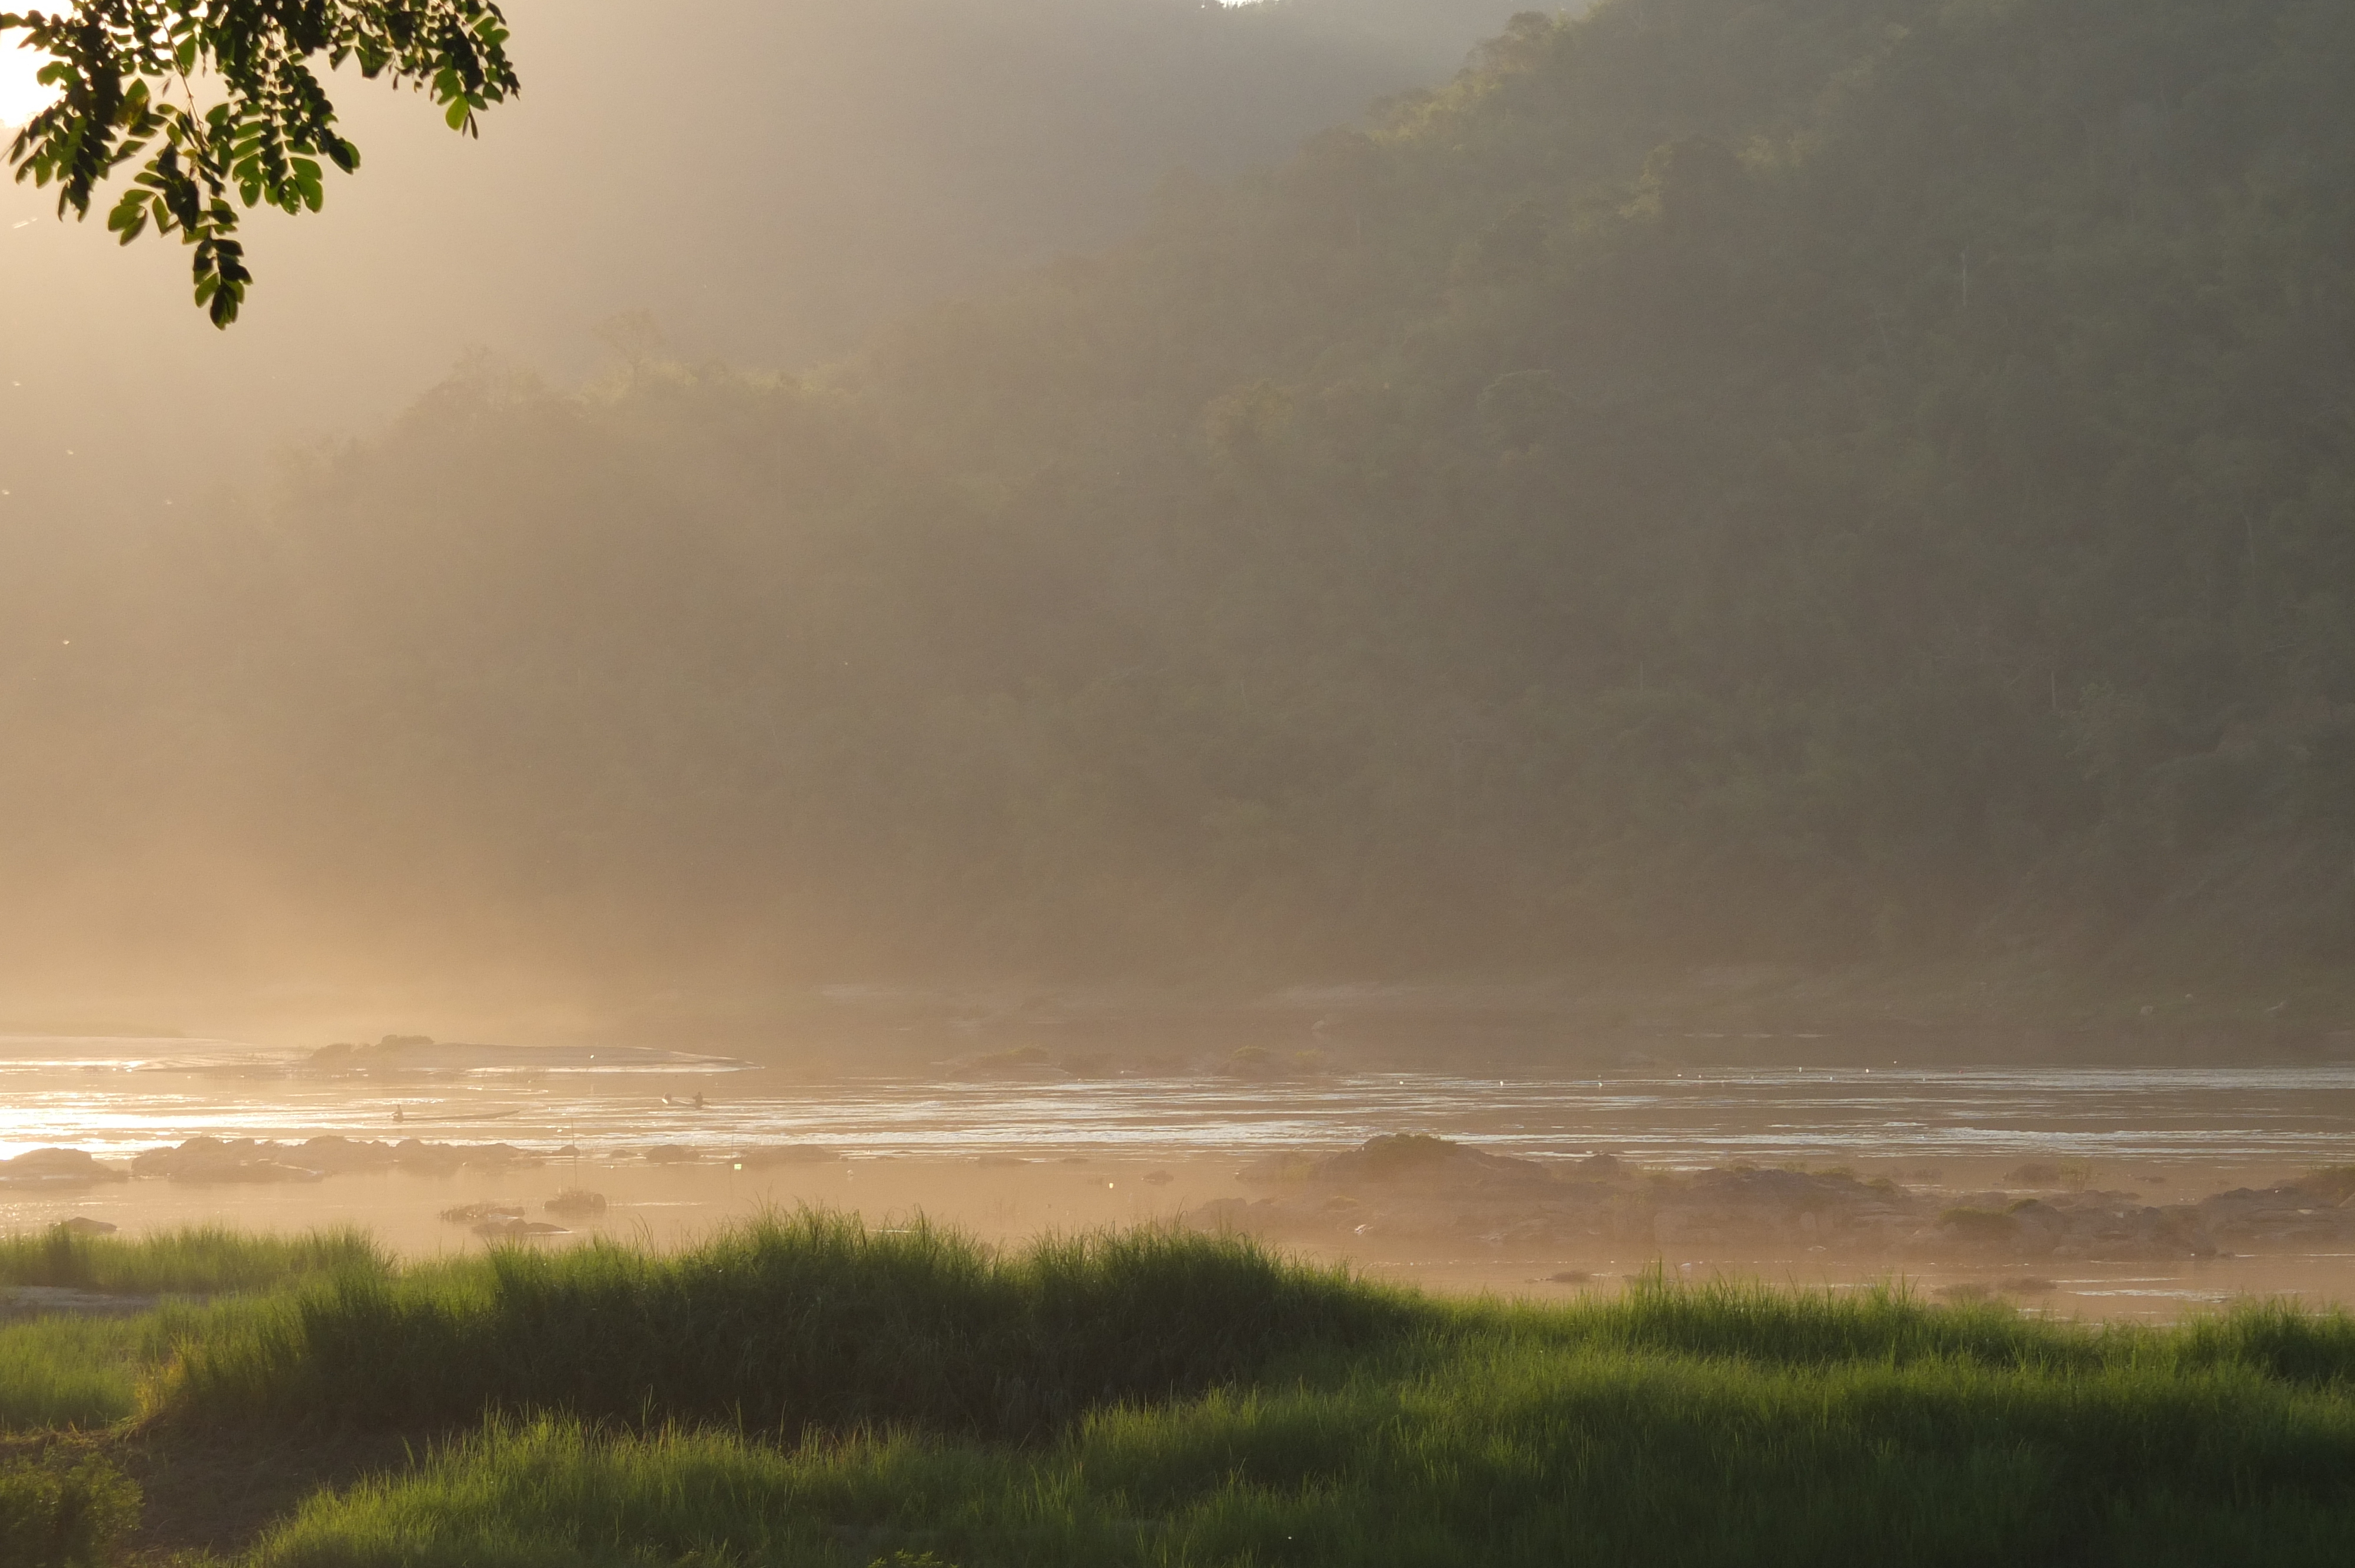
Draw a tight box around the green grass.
[0,1224,387,1295]
[252,1323,2355,1568]
[0,1315,153,1431]
[5,1214,2355,1564]
[0,1224,386,1433]
[155,1211,1406,1438]
[0,1299,275,1432]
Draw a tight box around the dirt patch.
[114,1429,419,1560]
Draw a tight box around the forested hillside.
[5,0,2351,1012]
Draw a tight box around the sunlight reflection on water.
[1,1038,2351,1167]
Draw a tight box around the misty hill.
[5,0,2352,1018]
[0,0,1530,533]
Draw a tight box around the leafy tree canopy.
[2,0,515,323]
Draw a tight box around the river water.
[5,1037,2353,1318]
[3,1036,2353,1168]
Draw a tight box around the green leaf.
[104,187,148,244]
[5,0,518,324]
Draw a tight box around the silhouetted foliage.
[2,0,515,321]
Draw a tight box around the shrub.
[0,1450,140,1568]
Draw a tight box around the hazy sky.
[0,38,39,127]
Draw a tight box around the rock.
[1247,1134,1559,1194]
[132,1136,238,1178]
[1233,1152,1319,1185]
[470,1218,569,1240]
[0,1148,127,1187]
[1188,1197,1255,1229]
[644,1144,701,1164]
[58,1216,117,1235]
[544,1189,608,1217]
[120,1133,555,1184]
[1201,1144,1939,1258]
[1935,1207,2019,1245]
[2194,1182,2355,1249]
[293,1136,399,1172]
[145,1138,325,1184]
[394,1138,463,1174]
[1644,1168,1923,1254]
[441,1201,527,1223]
[1186,1143,2302,1268]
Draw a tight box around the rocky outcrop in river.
[1185,1135,2355,1265]
[126,1135,546,1182]
[0,1148,129,1188]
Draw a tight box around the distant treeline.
[5,0,2351,991]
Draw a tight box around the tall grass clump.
[2157,1298,2355,1386]
[2,1298,266,1431]
[0,1224,387,1295]
[155,1211,1412,1438]
[1559,1270,2103,1371]
[0,1318,147,1432]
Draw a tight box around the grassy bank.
[0,1228,387,1433]
[244,1271,2355,1567]
[2,1214,2354,1564]
[0,1226,386,1296]
[0,1313,178,1431]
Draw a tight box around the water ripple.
[0,1041,2351,1167]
